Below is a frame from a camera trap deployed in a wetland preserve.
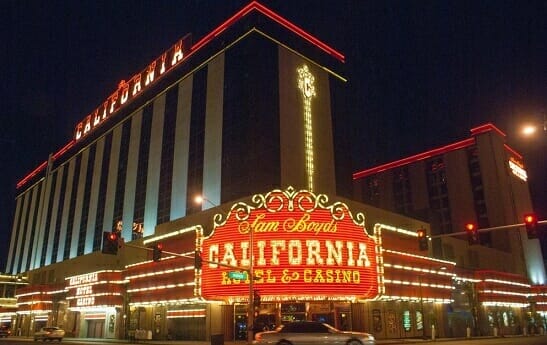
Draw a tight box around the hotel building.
[3,2,546,341]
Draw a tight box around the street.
[1,335,547,345]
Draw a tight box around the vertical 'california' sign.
[198,187,380,302]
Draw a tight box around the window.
[426,157,452,234]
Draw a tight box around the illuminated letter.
[160,53,167,74]
[221,243,237,266]
[313,269,325,283]
[119,80,129,104]
[288,240,302,265]
[209,244,219,268]
[171,40,184,66]
[357,243,371,267]
[101,101,109,120]
[145,61,157,86]
[92,110,100,126]
[306,240,324,265]
[240,241,250,268]
[256,240,266,266]
[132,74,142,96]
[346,242,355,266]
[270,240,286,265]
[75,123,83,140]
[326,240,343,265]
[304,269,312,283]
[109,92,118,114]
[83,115,91,135]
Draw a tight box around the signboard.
[65,270,124,309]
[228,271,248,280]
[509,158,527,181]
[199,187,380,301]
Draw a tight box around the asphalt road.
[1,336,547,345]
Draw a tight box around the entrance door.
[86,320,104,338]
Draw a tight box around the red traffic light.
[152,243,163,262]
[524,214,537,224]
[465,222,480,245]
[524,213,539,239]
[417,228,428,251]
[102,231,119,255]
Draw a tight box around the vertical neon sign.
[297,65,316,191]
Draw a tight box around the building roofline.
[353,138,475,180]
[353,123,524,180]
[17,1,345,190]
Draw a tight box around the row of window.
[360,146,490,242]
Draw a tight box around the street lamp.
[520,111,546,137]
[194,195,255,345]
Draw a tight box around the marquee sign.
[508,157,527,181]
[74,35,191,142]
[199,187,380,302]
[65,271,124,310]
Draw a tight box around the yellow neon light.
[483,278,530,288]
[383,263,455,277]
[143,226,201,245]
[297,64,316,191]
[383,249,456,266]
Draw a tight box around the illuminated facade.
[7,1,350,276]
[353,124,545,285]
[4,1,546,342]
[354,123,547,336]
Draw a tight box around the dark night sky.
[1,0,546,271]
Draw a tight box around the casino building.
[3,1,546,342]
[353,123,546,285]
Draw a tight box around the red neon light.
[353,138,475,180]
[17,140,76,189]
[200,190,378,301]
[470,123,506,137]
[504,144,523,160]
[191,1,345,62]
[17,2,344,190]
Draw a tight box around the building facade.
[6,1,351,276]
[353,124,545,285]
[3,2,546,342]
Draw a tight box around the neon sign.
[508,158,527,181]
[199,187,380,301]
[74,36,190,142]
[297,65,316,191]
[69,272,98,286]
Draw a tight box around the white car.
[254,321,375,345]
[34,327,65,342]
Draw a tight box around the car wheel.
[277,341,292,345]
[346,340,362,345]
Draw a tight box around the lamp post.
[194,195,255,344]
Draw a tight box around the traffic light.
[102,231,119,255]
[194,250,202,269]
[253,290,261,307]
[152,243,163,262]
[524,213,539,239]
[465,223,480,245]
[417,228,428,251]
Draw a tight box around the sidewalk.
[9,334,544,345]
